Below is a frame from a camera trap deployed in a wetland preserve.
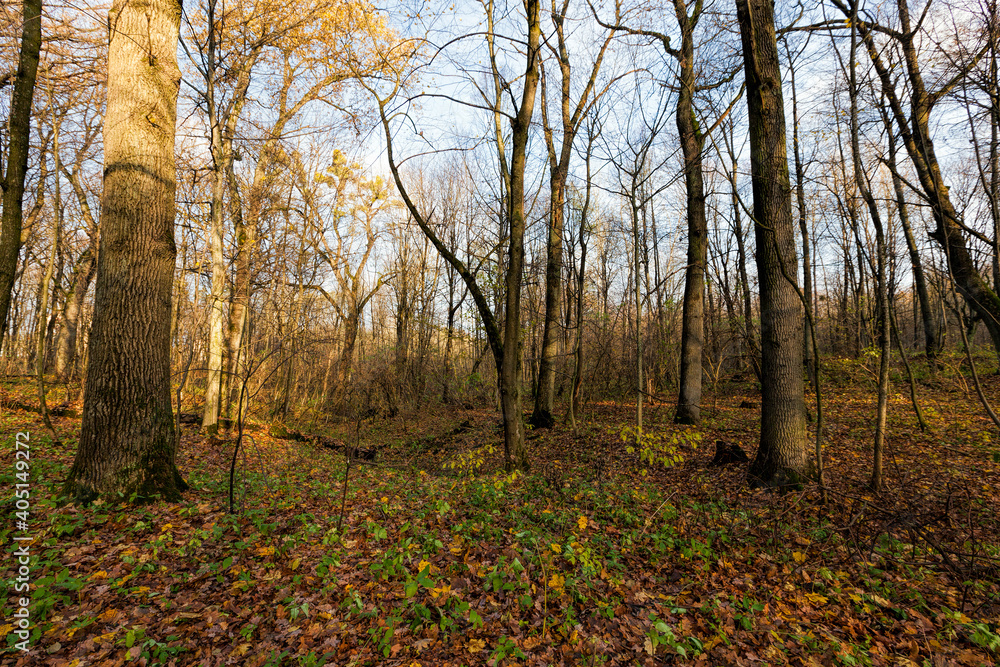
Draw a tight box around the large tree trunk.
[64,0,186,503]
[736,0,810,488]
[0,0,42,349]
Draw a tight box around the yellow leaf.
[792,551,806,564]
[256,546,275,556]
[550,543,562,554]
[290,558,301,571]
[160,523,173,533]
[548,573,565,590]
[98,609,119,622]
[466,638,486,653]
[89,570,108,581]
[577,515,588,531]
[805,593,828,605]
[431,584,451,599]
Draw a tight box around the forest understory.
[2,355,999,667]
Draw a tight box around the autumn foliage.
[2,359,998,665]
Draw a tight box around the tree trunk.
[674,9,707,425]
[533,11,611,429]
[846,12,888,489]
[532,163,566,429]
[203,159,227,431]
[789,53,815,388]
[736,0,809,488]
[854,0,1000,355]
[56,164,100,378]
[0,0,42,349]
[884,115,938,360]
[630,197,644,437]
[500,0,539,471]
[64,0,186,503]
[333,308,359,410]
[55,247,96,378]
[221,158,249,420]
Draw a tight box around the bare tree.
[0,0,41,349]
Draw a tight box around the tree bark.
[674,1,707,425]
[500,0,540,470]
[736,0,809,487]
[0,0,42,349]
[64,0,186,503]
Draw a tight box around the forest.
[1,0,999,664]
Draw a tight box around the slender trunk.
[203,161,226,431]
[846,11,888,490]
[0,0,42,348]
[55,166,100,378]
[885,119,938,360]
[631,198,643,437]
[222,159,249,420]
[55,247,96,378]
[532,163,566,429]
[202,1,226,431]
[498,0,540,471]
[37,137,59,438]
[570,148,593,432]
[727,143,760,381]
[790,55,815,388]
[674,22,707,425]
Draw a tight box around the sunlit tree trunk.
[64,0,186,503]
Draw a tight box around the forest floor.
[1,355,999,667]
